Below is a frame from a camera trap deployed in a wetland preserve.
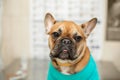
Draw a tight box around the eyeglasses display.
[30,0,104,60]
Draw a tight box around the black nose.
[61,38,72,45]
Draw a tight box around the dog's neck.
[74,47,90,73]
[52,47,90,74]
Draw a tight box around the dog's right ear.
[44,13,56,34]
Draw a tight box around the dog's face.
[44,13,97,62]
[47,21,84,60]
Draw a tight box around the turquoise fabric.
[47,55,100,80]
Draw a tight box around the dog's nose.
[61,38,72,45]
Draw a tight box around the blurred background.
[0,0,120,80]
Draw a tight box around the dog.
[44,13,100,80]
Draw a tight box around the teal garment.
[47,55,100,80]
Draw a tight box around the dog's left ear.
[44,13,56,33]
[81,18,97,37]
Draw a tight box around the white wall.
[102,42,120,71]
[1,0,30,67]
[0,0,3,70]
[101,0,120,71]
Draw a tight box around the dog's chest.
[60,66,71,75]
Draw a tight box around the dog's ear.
[44,13,56,33]
[81,18,97,37]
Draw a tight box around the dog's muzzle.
[50,38,76,60]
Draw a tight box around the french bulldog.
[44,13,100,80]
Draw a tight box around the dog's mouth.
[50,46,77,60]
[58,49,70,60]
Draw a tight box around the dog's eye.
[74,36,82,42]
[52,32,60,38]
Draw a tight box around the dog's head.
[44,13,97,62]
